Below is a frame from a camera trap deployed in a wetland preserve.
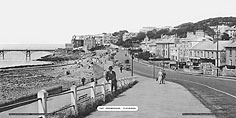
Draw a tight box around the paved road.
[115,50,236,101]
[86,49,215,118]
[87,74,215,118]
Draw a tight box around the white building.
[122,32,137,41]
[178,30,213,63]
[139,27,158,33]
[71,35,96,51]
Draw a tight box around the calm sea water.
[0,44,64,68]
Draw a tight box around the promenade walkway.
[86,74,216,118]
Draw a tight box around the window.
[229,60,232,65]
[235,49,236,57]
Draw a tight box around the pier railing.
[8,76,137,118]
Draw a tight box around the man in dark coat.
[105,66,117,93]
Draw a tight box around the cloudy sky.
[0,0,235,44]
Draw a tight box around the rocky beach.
[0,50,107,106]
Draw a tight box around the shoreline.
[0,49,108,111]
[0,56,106,109]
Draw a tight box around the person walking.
[105,66,117,94]
[157,69,163,84]
[82,77,86,86]
[120,65,123,73]
[161,69,166,84]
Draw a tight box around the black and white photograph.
[0,0,236,118]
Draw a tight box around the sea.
[0,44,65,68]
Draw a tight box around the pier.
[0,49,55,60]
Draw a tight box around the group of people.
[157,69,166,84]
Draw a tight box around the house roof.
[154,37,176,44]
[225,27,236,31]
[191,40,232,51]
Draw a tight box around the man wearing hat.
[105,66,117,93]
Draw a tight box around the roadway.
[115,50,236,105]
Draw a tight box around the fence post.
[108,80,112,93]
[71,85,78,116]
[117,80,121,89]
[121,79,124,88]
[37,90,48,118]
[101,82,106,102]
[133,77,136,83]
[123,78,126,86]
[90,82,96,102]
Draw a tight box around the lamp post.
[216,30,220,77]
[131,54,134,76]
[149,57,156,79]
[131,41,134,76]
[162,49,165,69]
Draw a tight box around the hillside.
[175,16,236,37]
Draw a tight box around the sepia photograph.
[0,0,236,118]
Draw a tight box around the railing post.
[124,78,127,86]
[71,85,78,116]
[128,77,131,85]
[101,82,106,102]
[121,79,124,88]
[37,90,48,118]
[132,77,136,83]
[90,82,96,101]
[118,80,122,89]
[108,80,112,93]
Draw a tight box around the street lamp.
[216,30,220,77]
[131,42,134,76]
[149,57,156,79]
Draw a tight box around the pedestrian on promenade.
[161,69,166,84]
[91,78,94,82]
[157,69,163,84]
[105,66,117,94]
[82,77,86,86]
[120,65,123,73]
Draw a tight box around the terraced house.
[178,30,213,64]
[189,39,231,67]
[225,38,236,66]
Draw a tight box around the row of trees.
[113,31,146,47]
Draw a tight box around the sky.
[0,0,236,44]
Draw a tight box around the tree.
[113,30,128,46]
[147,30,156,39]
[221,32,231,40]
[136,32,146,42]
[136,51,152,61]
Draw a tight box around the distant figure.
[120,66,123,73]
[157,69,163,84]
[105,66,117,93]
[82,77,86,86]
[91,78,95,82]
[161,69,166,84]
[95,78,98,85]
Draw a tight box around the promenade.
[87,73,215,118]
